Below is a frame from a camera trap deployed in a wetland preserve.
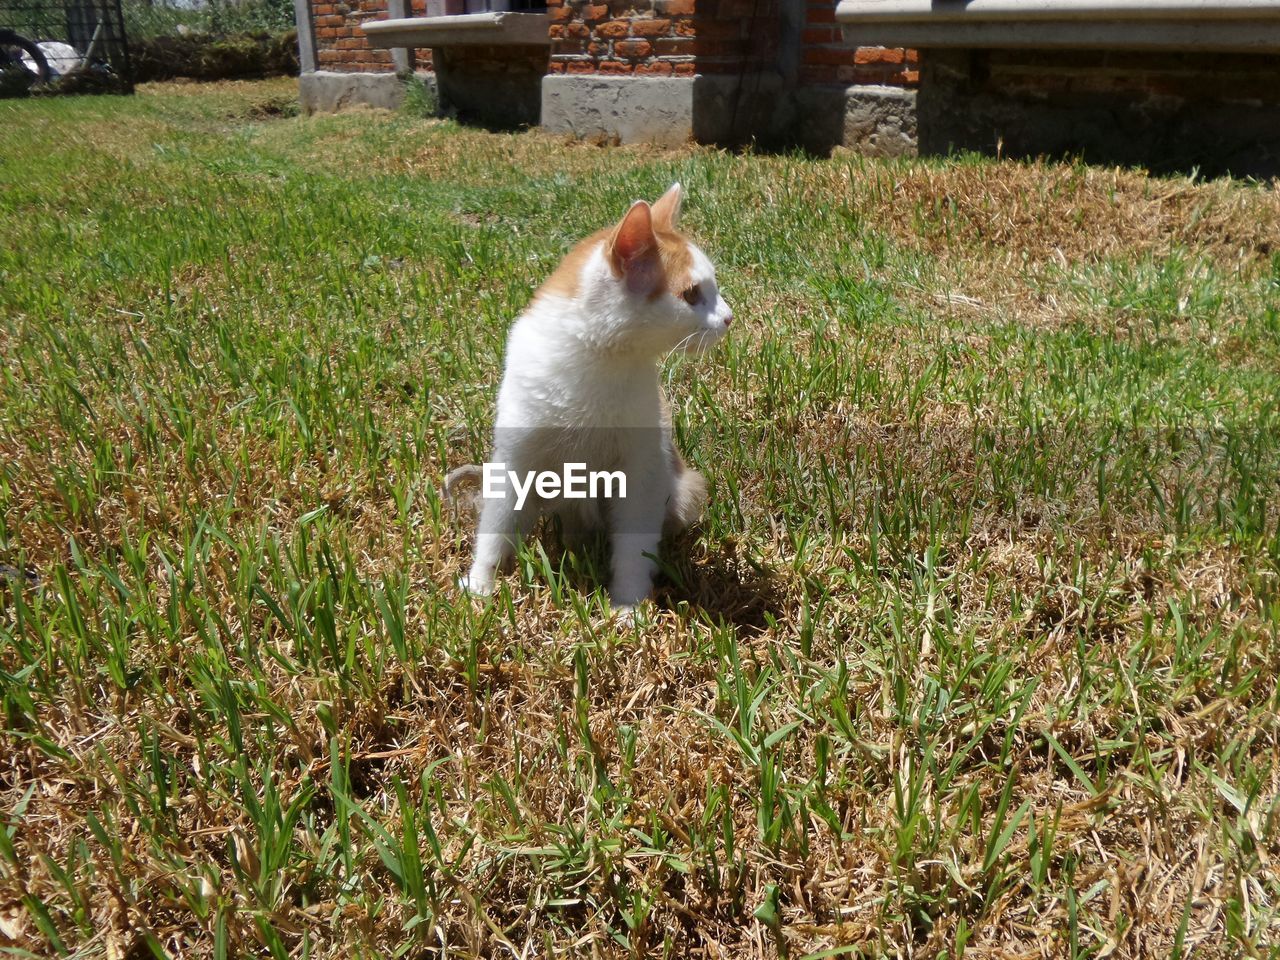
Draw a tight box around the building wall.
[547,0,782,78]
[302,0,921,149]
[312,0,432,73]
[307,0,920,91]
[299,0,1280,175]
[544,0,919,89]
[801,1,915,88]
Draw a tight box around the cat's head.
[545,184,733,355]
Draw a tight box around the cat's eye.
[681,285,702,306]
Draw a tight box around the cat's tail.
[442,464,483,506]
[665,457,708,533]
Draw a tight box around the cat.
[452,183,733,614]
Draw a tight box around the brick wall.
[802,2,916,87]
[307,0,919,95]
[548,0,698,77]
[312,0,432,72]
[546,0,917,88]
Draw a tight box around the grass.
[1,77,1278,958]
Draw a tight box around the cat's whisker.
[667,330,704,357]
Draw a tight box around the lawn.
[1,78,1279,959]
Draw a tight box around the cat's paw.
[457,573,496,598]
[608,600,655,628]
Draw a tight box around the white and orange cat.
[453,183,733,613]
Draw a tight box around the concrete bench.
[361,11,549,50]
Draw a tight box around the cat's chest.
[501,362,660,429]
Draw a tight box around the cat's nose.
[723,310,733,327]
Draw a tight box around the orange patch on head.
[534,188,696,303]
[536,226,612,302]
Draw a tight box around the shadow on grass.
[656,534,790,634]
[511,522,789,634]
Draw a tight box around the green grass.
[1,78,1279,958]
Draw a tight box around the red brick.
[635,60,674,75]
[582,3,610,20]
[566,59,596,73]
[552,4,573,20]
[855,46,904,65]
[615,39,652,59]
[657,0,695,14]
[548,24,564,38]
[906,48,919,63]
[853,63,906,84]
[599,60,634,74]
[673,61,696,75]
[631,18,671,38]
[653,37,693,56]
[588,41,609,56]
[565,22,590,38]
[549,60,566,72]
[673,18,695,36]
[597,19,629,39]
[553,38,587,54]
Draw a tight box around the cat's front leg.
[606,457,670,612]
[460,484,535,597]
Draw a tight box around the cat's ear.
[607,200,658,283]
[651,182,683,231]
